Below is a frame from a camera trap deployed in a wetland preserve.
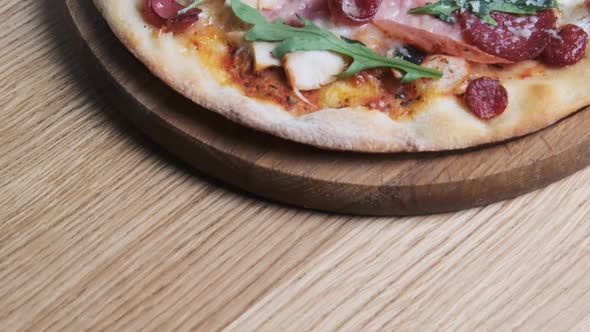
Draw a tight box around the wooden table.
[2,1,590,330]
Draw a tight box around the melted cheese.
[317,78,381,109]
[558,0,590,32]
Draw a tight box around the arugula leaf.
[474,0,558,24]
[178,0,204,15]
[230,0,442,82]
[408,0,460,24]
[409,0,557,25]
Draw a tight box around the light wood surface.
[67,0,590,216]
[2,1,590,331]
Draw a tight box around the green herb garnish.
[178,0,204,15]
[230,0,442,82]
[409,0,558,25]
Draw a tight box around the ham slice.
[261,0,328,22]
[373,0,511,63]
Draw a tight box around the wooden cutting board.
[64,0,590,216]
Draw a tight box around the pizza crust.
[93,0,590,152]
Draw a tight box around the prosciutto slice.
[372,0,511,63]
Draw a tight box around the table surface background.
[2,1,590,331]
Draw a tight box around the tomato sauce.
[223,46,320,115]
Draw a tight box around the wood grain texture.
[66,0,590,216]
[1,0,590,331]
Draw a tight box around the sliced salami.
[144,0,201,32]
[151,0,185,19]
[459,10,557,62]
[541,24,588,66]
[329,0,383,25]
[165,10,202,33]
[144,0,167,27]
[465,77,508,120]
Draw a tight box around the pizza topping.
[151,0,186,19]
[329,0,384,25]
[165,10,203,33]
[409,0,557,25]
[465,77,508,120]
[558,0,590,32]
[419,55,470,94]
[259,0,329,23]
[144,0,202,32]
[395,0,560,63]
[283,51,348,90]
[144,0,168,27]
[541,24,589,66]
[177,0,204,15]
[459,10,557,61]
[373,0,511,63]
[231,0,442,82]
[395,45,427,64]
[252,42,282,71]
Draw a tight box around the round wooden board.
[65,0,590,216]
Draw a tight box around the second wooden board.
[65,0,590,216]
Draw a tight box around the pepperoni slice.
[151,0,185,19]
[144,0,166,28]
[329,0,383,25]
[459,10,557,62]
[541,24,588,67]
[465,77,508,120]
[144,0,201,32]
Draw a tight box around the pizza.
[93,0,590,152]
